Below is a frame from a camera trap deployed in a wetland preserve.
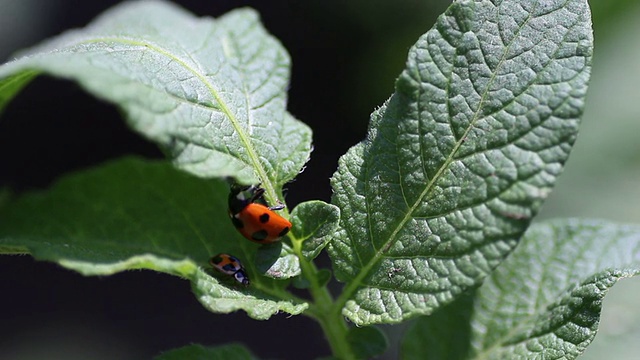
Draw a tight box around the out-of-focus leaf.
[401,219,640,359]
[289,200,340,261]
[155,343,255,360]
[347,326,388,360]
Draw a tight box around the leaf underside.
[401,219,640,360]
[329,0,593,325]
[0,0,311,190]
[0,0,313,319]
[0,157,307,319]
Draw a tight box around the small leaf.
[0,157,307,319]
[290,200,340,260]
[155,343,256,360]
[0,1,311,190]
[255,242,300,279]
[347,326,389,360]
[401,219,640,360]
[329,0,593,325]
[256,200,339,281]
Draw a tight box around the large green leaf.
[0,157,307,319]
[401,219,640,360]
[0,1,311,191]
[329,0,593,325]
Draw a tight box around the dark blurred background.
[0,0,639,359]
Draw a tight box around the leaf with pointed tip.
[329,0,593,325]
[0,1,311,189]
[290,200,340,260]
[401,219,640,360]
[155,343,256,360]
[0,157,307,319]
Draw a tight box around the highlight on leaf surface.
[0,0,312,190]
[401,219,640,360]
[328,0,593,325]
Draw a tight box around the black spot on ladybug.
[279,227,290,237]
[251,230,268,241]
[210,255,223,265]
[231,217,244,229]
[222,264,236,272]
[259,213,270,223]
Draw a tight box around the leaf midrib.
[72,36,274,192]
[334,2,537,315]
[78,36,295,300]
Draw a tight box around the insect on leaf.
[0,157,307,320]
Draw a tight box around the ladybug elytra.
[209,253,250,285]
[228,184,291,244]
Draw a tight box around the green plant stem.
[293,239,355,360]
[316,303,354,360]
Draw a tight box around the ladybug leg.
[269,200,286,211]
[249,186,266,203]
[251,185,286,211]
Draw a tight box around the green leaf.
[254,200,339,280]
[290,200,340,260]
[155,343,256,360]
[579,277,640,360]
[347,326,389,360]
[193,266,306,319]
[0,157,307,319]
[329,0,593,325]
[401,219,640,360]
[292,269,332,289]
[0,1,311,191]
[255,242,300,279]
[401,293,475,360]
[0,70,37,113]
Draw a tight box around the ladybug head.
[234,270,250,286]
[228,184,265,213]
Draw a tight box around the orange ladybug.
[228,184,291,244]
[209,253,250,285]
